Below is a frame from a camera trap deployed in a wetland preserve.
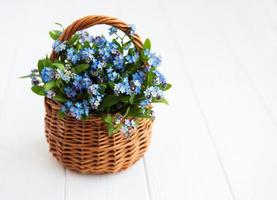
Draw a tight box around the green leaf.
[108,82,115,88]
[73,64,89,74]
[54,59,63,63]
[69,34,80,45]
[102,95,123,107]
[141,50,148,62]
[107,124,114,136]
[49,30,62,40]
[129,95,135,104]
[123,41,131,50]
[128,107,142,117]
[55,79,62,88]
[52,62,64,70]
[128,109,152,118]
[42,57,52,68]
[103,115,114,136]
[43,80,56,91]
[146,70,154,87]
[104,114,112,123]
[128,107,153,118]
[141,39,151,62]
[53,93,67,103]
[31,85,45,96]
[99,84,107,88]
[163,83,172,91]
[112,39,123,53]
[58,111,65,119]
[152,98,169,105]
[133,94,145,103]
[76,43,83,51]
[112,124,122,134]
[143,38,151,50]
[83,41,91,48]
[38,59,44,73]
[120,96,130,103]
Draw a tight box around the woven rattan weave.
[45,15,154,174]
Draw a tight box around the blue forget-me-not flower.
[41,67,55,83]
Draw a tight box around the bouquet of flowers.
[22,22,171,137]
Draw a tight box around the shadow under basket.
[44,98,153,174]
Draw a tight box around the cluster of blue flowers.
[52,40,66,53]
[57,68,72,82]
[106,68,119,81]
[29,69,41,86]
[61,100,90,120]
[46,90,56,99]
[66,48,81,64]
[121,119,137,137]
[114,114,137,137]
[87,84,103,109]
[138,86,164,109]
[25,24,170,136]
[63,73,104,114]
[153,70,166,85]
[144,86,163,100]
[41,67,55,83]
[113,77,142,95]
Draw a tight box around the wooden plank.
[211,0,277,123]
[115,0,235,200]
[66,160,149,200]
[0,3,20,104]
[0,46,65,200]
[161,0,277,199]
[0,2,65,200]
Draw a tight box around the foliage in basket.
[22,24,171,136]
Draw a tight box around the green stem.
[123,106,130,118]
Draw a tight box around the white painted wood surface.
[0,0,277,199]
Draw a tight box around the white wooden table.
[1,0,277,199]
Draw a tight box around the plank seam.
[241,59,277,132]
[185,76,237,200]
[143,158,153,200]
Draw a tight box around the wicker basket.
[44,15,154,174]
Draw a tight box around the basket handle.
[50,15,143,60]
